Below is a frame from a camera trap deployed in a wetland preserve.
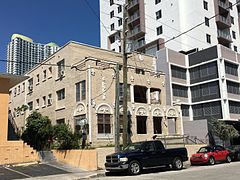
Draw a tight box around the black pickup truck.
[105,140,188,175]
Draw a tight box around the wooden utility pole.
[122,0,128,148]
[114,64,120,152]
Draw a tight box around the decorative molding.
[152,108,164,117]
[136,106,148,116]
[166,108,178,118]
[96,103,112,114]
[74,103,86,116]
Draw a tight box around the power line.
[83,0,122,48]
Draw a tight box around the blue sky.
[0,0,100,73]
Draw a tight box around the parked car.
[226,145,240,161]
[190,145,231,165]
[105,140,188,175]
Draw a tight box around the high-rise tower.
[7,34,59,75]
[100,0,240,55]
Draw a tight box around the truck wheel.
[172,157,183,170]
[209,156,215,165]
[226,155,231,163]
[128,160,141,175]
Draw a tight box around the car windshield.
[198,147,211,153]
[123,143,142,152]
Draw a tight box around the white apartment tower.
[7,34,60,75]
[100,0,240,55]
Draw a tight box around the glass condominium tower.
[7,34,60,75]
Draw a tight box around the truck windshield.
[123,142,142,152]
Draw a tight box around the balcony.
[216,15,231,28]
[128,25,145,39]
[217,29,232,46]
[127,0,139,12]
[133,39,146,50]
[218,0,229,10]
[128,11,140,24]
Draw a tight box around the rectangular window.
[157,26,163,35]
[48,67,52,77]
[155,0,161,4]
[76,80,86,102]
[97,114,111,134]
[153,117,162,134]
[205,17,209,27]
[22,82,25,92]
[156,10,162,20]
[118,18,122,26]
[181,105,189,116]
[171,65,187,79]
[110,10,114,18]
[36,74,40,84]
[225,62,238,76]
[43,70,47,80]
[227,81,240,94]
[28,78,33,92]
[118,5,122,13]
[137,116,147,134]
[57,59,65,78]
[229,101,240,114]
[111,23,115,31]
[231,16,234,24]
[48,94,52,105]
[110,0,114,6]
[42,96,46,106]
[56,119,65,124]
[232,31,236,39]
[28,101,33,111]
[203,1,208,10]
[234,46,238,52]
[57,88,65,101]
[206,34,211,44]
[172,84,188,98]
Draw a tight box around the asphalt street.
[95,161,240,180]
[0,164,69,180]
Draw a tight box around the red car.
[190,145,231,165]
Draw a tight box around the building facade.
[7,34,59,75]
[9,41,183,147]
[100,0,240,55]
[156,45,240,142]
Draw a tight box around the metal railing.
[218,0,229,9]
[128,0,139,9]
[217,29,232,40]
[218,15,230,25]
[128,11,140,23]
[128,25,141,37]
